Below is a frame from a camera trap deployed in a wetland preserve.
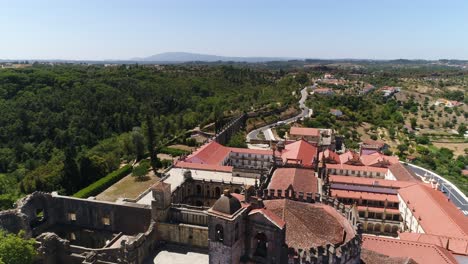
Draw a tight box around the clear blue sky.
[1,0,467,60]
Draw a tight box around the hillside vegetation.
[0,65,299,209]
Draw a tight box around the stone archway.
[374,223,382,233]
[384,224,391,233]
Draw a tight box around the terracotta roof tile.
[248,208,286,229]
[268,168,318,194]
[185,141,231,165]
[362,235,459,264]
[263,199,355,249]
[389,163,420,182]
[360,249,416,264]
[329,175,417,189]
[398,184,468,238]
[398,233,468,255]
[280,139,318,166]
[331,189,399,203]
[289,127,320,137]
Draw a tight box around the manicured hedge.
[73,164,132,198]
[160,147,189,157]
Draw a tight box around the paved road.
[405,163,468,215]
[246,85,314,142]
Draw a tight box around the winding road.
[246,85,314,142]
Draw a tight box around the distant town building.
[288,127,335,150]
[380,86,400,97]
[360,139,388,155]
[434,98,464,108]
[313,87,335,95]
[329,108,343,117]
[359,84,375,95]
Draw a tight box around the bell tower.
[151,181,171,222]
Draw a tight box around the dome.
[212,189,242,215]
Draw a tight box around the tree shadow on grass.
[134,176,151,182]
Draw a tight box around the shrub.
[0,230,36,264]
[73,164,132,198]
[132,160,150,180]
[159,147,189,157]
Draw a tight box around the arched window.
[196,185,202,195]
[384,224,391,233]
[367,223,374,231]
[374,223,381,232]
[215,224,224,242]
[391,225,399,234]
[215,187,221,198]
[254,232,268,257]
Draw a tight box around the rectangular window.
[102,217,110,226]
[376,213,382,219]
[67,212,77,221]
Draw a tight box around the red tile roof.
[185,141,231,165]
[327,163,389,173]
[398,233,468,255]
[360,249,415,264]
[361,139,387,149]
[389,163,419,182]
[331,189,399,203]
[280,139,318,166]
[329,175,417,189]
[398,184,468,238]
[362,235,459,264]
[268,168,318,194]
[289,127,320,137]
[248,208,286,229]
[263,199,355,249]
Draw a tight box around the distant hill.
[131,52,293,63]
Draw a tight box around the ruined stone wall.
[0,209,31,236]
[158,222,208,248]
[50,195,152,235]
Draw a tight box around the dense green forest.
[0,65,299,209]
